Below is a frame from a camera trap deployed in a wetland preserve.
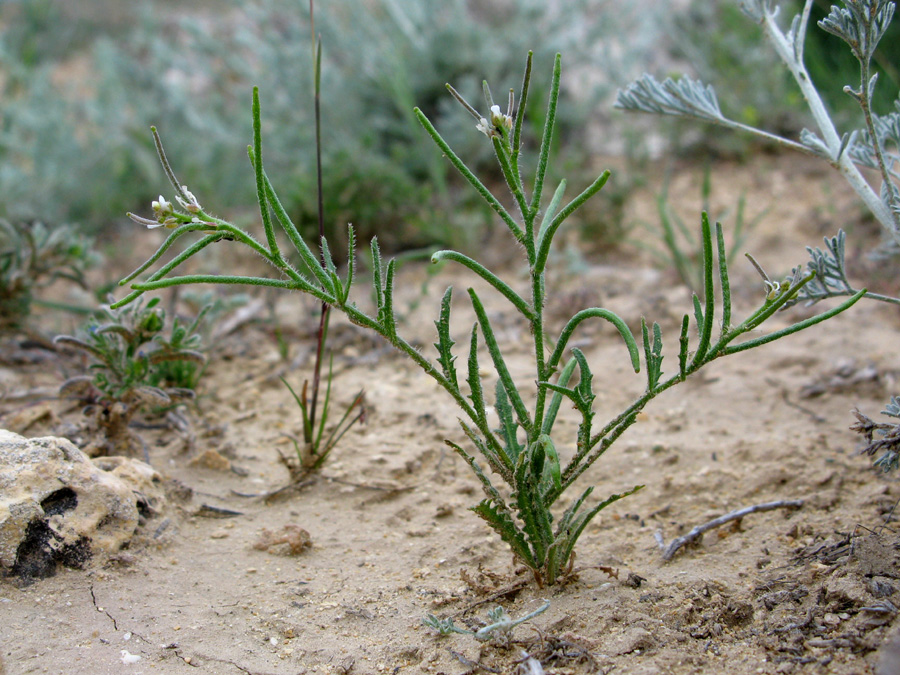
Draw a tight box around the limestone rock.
[0,430,161,582]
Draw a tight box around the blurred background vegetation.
[2,0,899,259]
[0,0,661,256]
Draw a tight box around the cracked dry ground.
[2,153,900,674]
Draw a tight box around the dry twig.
[658,499,803,561]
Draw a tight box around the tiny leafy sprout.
[115,53,862,584]
[279,367,366,480]
[423,600,550,641]
[54,296,208,457]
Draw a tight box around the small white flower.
[152,195,173,219]
[490,104,512,130]
[476,105,513,139]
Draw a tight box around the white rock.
[0,430,162,580]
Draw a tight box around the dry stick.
[658,499,804,561]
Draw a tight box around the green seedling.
[55,296,206,457]
[114,52,861,584]
[280,360,365,478]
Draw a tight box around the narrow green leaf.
[555,486,594,538]
[715,221,731,335]
[678,314,690,378]
[692,294,704,334]
[251,88,280,259]
[571,349,596,412]
[534,434,561,493]
[468,289,532,431]
[554,485,643,577]
[252,152,334,293]
[381,259,397,340]
[547,307,639,375]
[466,324,487,428]
[724,289,865,355]
[434,287,459,390]
[371,238,384,314]
[641,318,664,391]
[690,213,716,366]
[535,171,610,276]
[531,53,562,217]
[131,274,310,294]
[511,51,533,169]
[342,224,356,305]
[541,356,577,436]
[431,250,534,319]
[537,180,567,245]
[495,380,521,466]
[470,498,535,568]
[320,236,338,280]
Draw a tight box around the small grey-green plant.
[113,53,862,585]
[55,296,206,457]
[423,600,550,642]
[0,220,97,329]
[617,0,900,293]
[852,396,900,471]
[617,0,900,472]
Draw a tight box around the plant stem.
[308,3,328,438]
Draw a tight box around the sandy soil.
[2,154,900,675]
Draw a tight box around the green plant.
[0,220,98,329]
[280,364,365,478]
[617,0,900,472]
[113,52,863,584]
[55,296,207,457]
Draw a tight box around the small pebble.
[120,650,141,664]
